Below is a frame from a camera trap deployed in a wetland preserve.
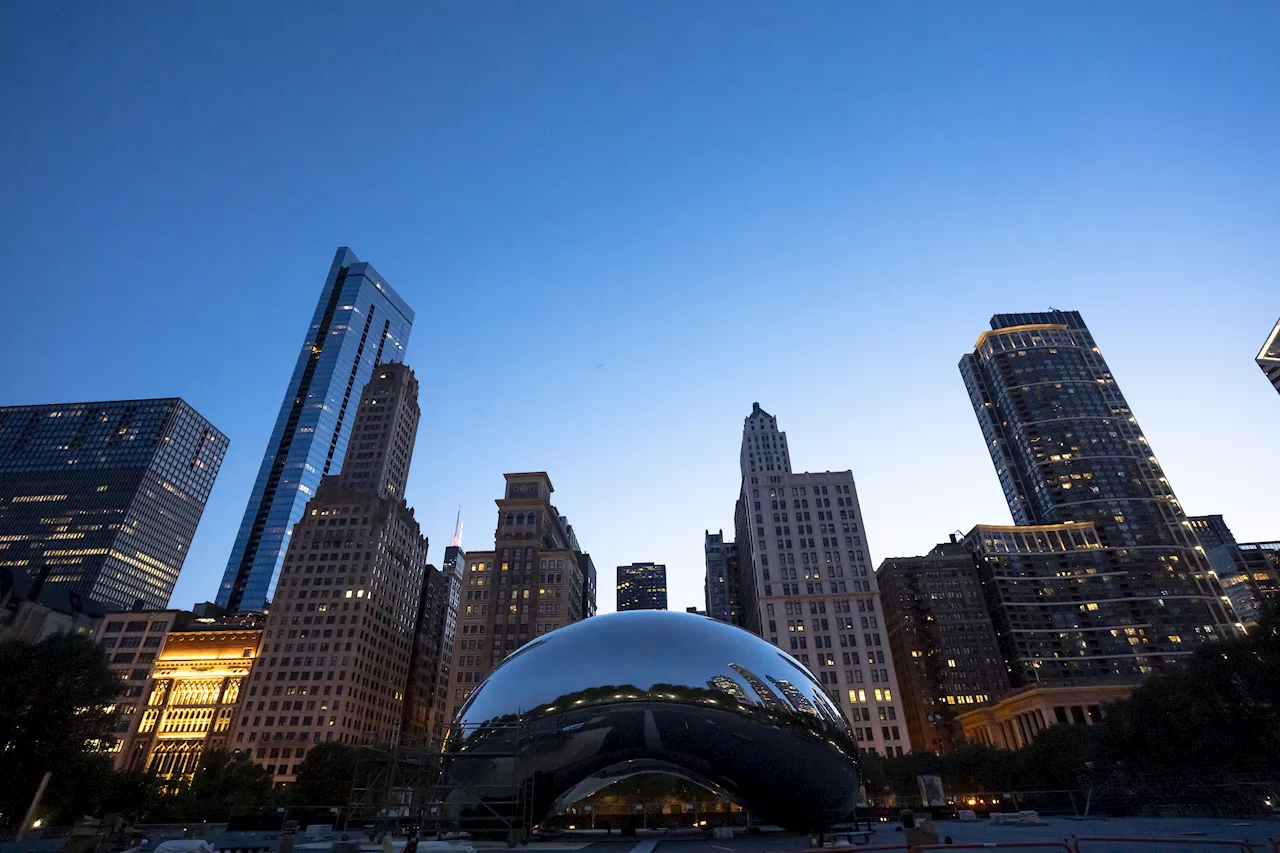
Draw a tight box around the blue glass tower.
[216,248,414,611]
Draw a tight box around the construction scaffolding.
[425,718,538,844]
[344,718,538,844]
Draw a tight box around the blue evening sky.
[2,2,1277,613]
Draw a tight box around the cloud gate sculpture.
[438,610,861,836]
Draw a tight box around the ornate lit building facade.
[98,606,263,782]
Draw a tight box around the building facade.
[963,522,1214,686]
[96,605,264,782]
[218,248,414,612]
[704,531,745,626]
[445,473,596,725]
[1186,514,1274,625]
[0,589,106,643]
[1185,514,1237,553]
[0,398,227,610]
[878,540,1009,753]
[1258,318,1280,395]
[234,364,428,783]
[616,562,668,611]
[1208,539,1280,626]
[956,684,1133,750]
[960,311,1237,650]
[732,404,910,756]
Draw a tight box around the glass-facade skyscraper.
[959,311,1237,655]
[0,398,228,610]
[217,248,414,611]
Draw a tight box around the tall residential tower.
[959,311,1236,660]
[218,248,414,611]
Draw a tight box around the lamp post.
[16,771,52,842]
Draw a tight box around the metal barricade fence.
[772,837,1280,853]
[1071,836,1258,853]
[914,843,1072,852]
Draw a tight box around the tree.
[171,749,274,820]
[1097,611,1280,771]
[0,632,121,825]
[39,754,164,824]
[293,743,358,807]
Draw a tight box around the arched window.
[516,513,525,525]
[505,513,514,525]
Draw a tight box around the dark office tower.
[616,562,668,611]
[218,248,414,612]
[578,551,598,620]
[960,311,1236,637]
[402,554,459,750]
[444,473,595,724]
[704,531,744,626]
[878,541,1009,754]
[235,364,426,783]
[1259,318,1280,395]
[0,399,227,610]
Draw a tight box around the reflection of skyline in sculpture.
[727,662,787,711]
[767,674,818,716]
[706,674,751,705]
[439,611,860,836]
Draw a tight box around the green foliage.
[293,743,359,807]
[159,749,274,820]
[0,632,122,825]
[874,613,1280,802]
[39,755,164,823]
[1099,614,1280,768]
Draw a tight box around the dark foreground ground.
[4,818,1280,853]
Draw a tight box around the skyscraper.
[732,403,910,756]
[218,248,414,611]
[704,530,745,626]
[234,364,427,782]
[959,311,1236,648]
[1259,318,1280,395]
[0,398,227,610]
[402,543,462,750]
[616,562,668,611]
[878,539,1008,753]
[445,473,595,724]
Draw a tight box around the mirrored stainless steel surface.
[439,610,861,832]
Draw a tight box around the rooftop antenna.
[450,507,463,548]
